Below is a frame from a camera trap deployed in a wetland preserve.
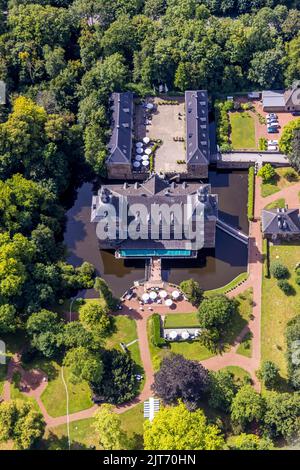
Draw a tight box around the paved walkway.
[2,178,299,429]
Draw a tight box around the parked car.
[267,145,278,151]
[267,113,278,119]
[267,127,279,133]
[268,122,280,128]
[267,117,278,124]
[292,111,300,116]
[268,139,279,145]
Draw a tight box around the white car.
[267,113,278,119]
[268,140,279,145]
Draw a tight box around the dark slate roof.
[261,208,300,235]
[91,174,218,223]
[107,92,133,164]
[284,81,300,108]
[185,90,210,165]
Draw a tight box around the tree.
[257,361,280,389]
[101,15,137,60]
[198,295,235,331]
[94,276,115,308]
[231,433,274,450]
[257,163,276,183]
[0,400,45,450]
[79,301,111,338]
[279,118,300,155]
[248,48,284,88]
[0,304,17,333]
[152,353,209,406]
[26,309,64,358]
[179,279,203,306]
[263,392,300,439]
[270,261,289,279]
[208,370,238,412]
[92,349,137,405]
[63,321,94,349]
[231,385,265,429]
[144,402,225,450]
[94,404,129,450]
[63,346,103,384]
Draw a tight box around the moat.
[64,170,248,298]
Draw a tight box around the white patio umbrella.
[165,298,173,307]
[142,160,149,166]
[143,136,150,144]
[135,154,142,161]
[169,330,177,340]
[172,290,180,299]
[142,293,150,302]
[159,290,167,298]
[136,147,143,154]
[145,148,152,155]
[181,330,190,340]
[142,154,149,160]
[149,291,157,300]
[146,103,154,110]
[133,161,141,168]
[136,142,143,147]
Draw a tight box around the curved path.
[2,178,300,428]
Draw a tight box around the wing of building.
[262,82,300,112]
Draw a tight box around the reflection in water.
[64,171,248,297]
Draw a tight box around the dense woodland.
[0,0,300,450]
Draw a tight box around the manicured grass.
[222,366,251,383]
[169,341,213,362]
[205,272,248,297]
[261,167,299,198]
[264,198,286,210]
[164,312,200,328]
[236,331,253,358]
[222,288,253,351]
[229,112,256,150]
[261,244,300,379]
[24,359,93,418]
[0,365,6,397]
[44,403,144,450]
[106,315,142,368]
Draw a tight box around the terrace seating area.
[163,327,201,342]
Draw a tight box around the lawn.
[44,403,144,450]
[23,359,93,418]
[261,243,300,379]
[229,112,256,150]
[221,366,251,384]
[222,288,253,351]
[236,331,252,358]
[106,314,142,369]
[261,167,299,198]
[164,312,200,328]
[264,198,286,210]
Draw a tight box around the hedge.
[263,238,270,278]
[247,166,255,221]
[150,313,166,348]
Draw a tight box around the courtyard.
[135,97,187,174]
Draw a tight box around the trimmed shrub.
[263,238,270,278]
[258,163,276,183]
[270,261,289,279]
[247,166,255,221]
[150,313,166,348]
[283,168,298,181]
[277,279,294,295]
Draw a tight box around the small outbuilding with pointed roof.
[261,206,300,241]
